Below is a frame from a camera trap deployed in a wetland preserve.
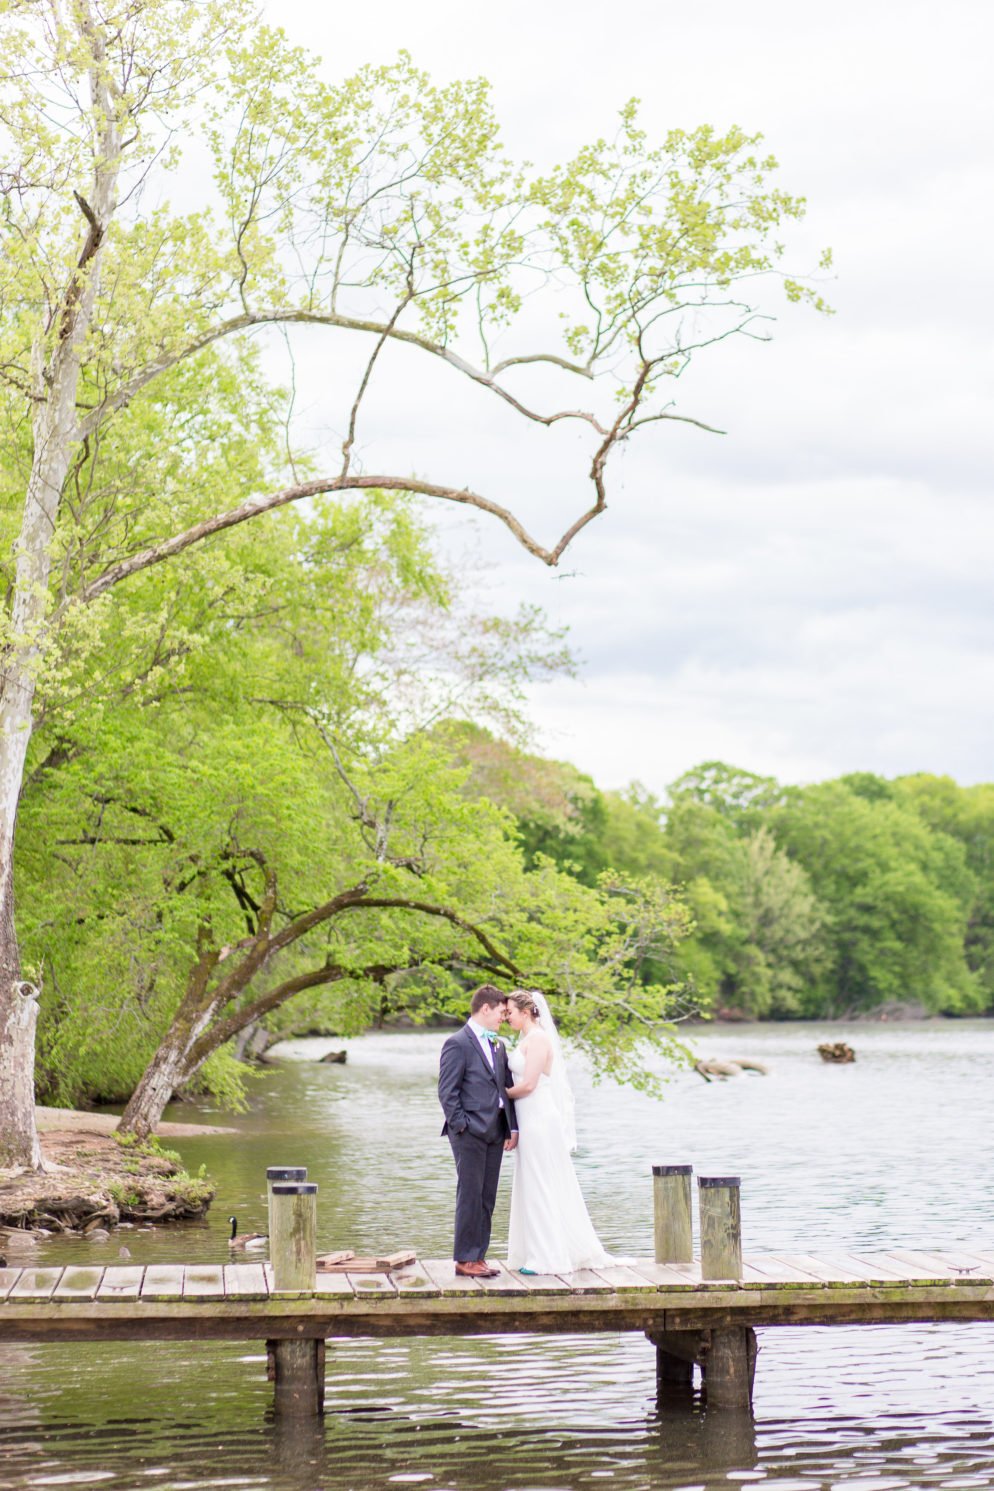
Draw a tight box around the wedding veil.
[528,990,578,1153]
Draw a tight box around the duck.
[227,1215,268,1250]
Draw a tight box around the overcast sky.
[259,0,994,795]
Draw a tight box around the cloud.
[257,0,994,789]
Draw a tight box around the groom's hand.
[504,1133,518,1151]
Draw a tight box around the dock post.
[697,1175,755,1409]
[267,1179,322,1416]
[266,1166,308,1246]
[650,1164,695,1391]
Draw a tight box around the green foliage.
[454,744,992,1021]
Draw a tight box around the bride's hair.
[507,990,541,1020]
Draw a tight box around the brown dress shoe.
[479,1260,501,1277]
[455,1260,488,1276]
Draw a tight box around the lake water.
[4,1021,994,1491]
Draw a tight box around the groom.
[438,984,518,1277]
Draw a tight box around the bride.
[503,989,615,1274]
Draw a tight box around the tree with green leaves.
[772,781,980,1015]
[19,469,693,1138]
[0,0,826,1165]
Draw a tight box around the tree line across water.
[468,741,994,1022]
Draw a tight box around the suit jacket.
[438,1023,517,1139]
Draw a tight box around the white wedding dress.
[506,1040,614,1274]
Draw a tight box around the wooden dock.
[4,1252,994,1348]
[5,1170,990,1416]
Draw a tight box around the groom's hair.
[469,984,506,1015]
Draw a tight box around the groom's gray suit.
[438,1023,517,1262]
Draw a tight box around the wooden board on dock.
[4,1253,994,1348]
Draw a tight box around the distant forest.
[455,729,994,1020]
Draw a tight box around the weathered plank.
[142,1265,187,1300]
[347,1272,397,1296]
[0,1268,23,1300]
[510,1269,572,1295]
[10,1268,63,1301]
[781,1253,871,1286]
[559,1268,613,1295]
[183,1265,227,1300]
[590,1264,653,1293]
[419,1260,481,1295]
[311,1269,353,1298]
[923,1250,993,1281]
[53,1267,104,1301]
[884,1250,962,1283]
[629,1261,698,1292]
[845,1253,926,1284]
[476,1262,528,1296]
[744,1255,829,1287]
[392,1268,442,1299]
[816,1252,901,1284]
[97,1267,145,1300]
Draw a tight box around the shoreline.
[34,1106,238,1138]
[0,1109,230,1236]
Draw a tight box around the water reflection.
[5,1022,994,1488]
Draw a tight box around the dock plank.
[590,1264,653,1292]
[884,1250,961,1283]
[922,1251,993,1281]
[97,1267,145,1300]
[9,1268,63,1301]
[420,1260,481,1295]
[629,1262,697,1292]
[142,1265,186,1300]
[477,1262,528,1295]
[312,1269,354,1297]
[510,1269,572,1295]
[561,1268,613,1295]
[347,1272,397,1296]
[846,1253,926,1284]
[53,1267,104,1301]
[0,1268,22,1300]
[782,1253,871,1286]
[183,1265,226,1300]
[392,1268,442,1299]
[757,1252,828,1288]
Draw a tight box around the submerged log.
[818,1042,856,1064]
[695,1058,768,1080]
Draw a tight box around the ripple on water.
[6,1025,994,1489]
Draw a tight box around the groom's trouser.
[449,1117,504,1261]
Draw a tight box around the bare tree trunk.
[0,979,41,1170]
[0,379,93,1168]
[117,1036,195,1142]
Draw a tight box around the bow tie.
[483,1031,501,1044]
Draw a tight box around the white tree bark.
[0,10,120,1167]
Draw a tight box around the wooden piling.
[267,1337,325,1417]
[652,1163,693,1264]
[267,1179,321,1416]
[702,1326,757,1410]
[650,1163,696,1391]
[265,1166,307,1244]
[698,1175,742,1281]
[696,1175,752,1407]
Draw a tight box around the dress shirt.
[468,1018,505,1107]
